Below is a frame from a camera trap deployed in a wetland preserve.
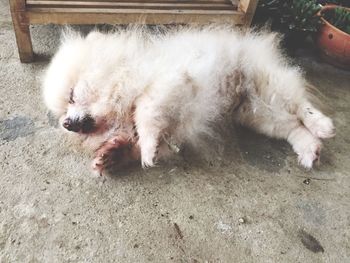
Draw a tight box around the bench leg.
[239,0,259,26]
[9,0,34,63]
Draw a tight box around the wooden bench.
[9,0,258,62]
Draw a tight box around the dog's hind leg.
[234,99,322,169]
[296,100,335,139]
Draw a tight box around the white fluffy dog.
[43,26,335,173]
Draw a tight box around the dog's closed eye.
[69,89,75,104]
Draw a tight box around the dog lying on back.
[43,26,335,174]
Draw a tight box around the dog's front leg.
[134,102,166,168]
[136,122,161,168]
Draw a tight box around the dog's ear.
[43,28,83,117]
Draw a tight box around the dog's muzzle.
[63,115,95,133]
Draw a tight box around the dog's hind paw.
[302,109,335,139]
[297,140,322,169]
[288,126,323,169]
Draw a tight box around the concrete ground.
[1,1,350,262]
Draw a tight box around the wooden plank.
[26,9,245,24]
[26,1,238,11]
[26,2,237,11]
[27,7,240,14]
[27,0,234,6]
[28,0,235,3]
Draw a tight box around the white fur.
[43,26,335,170]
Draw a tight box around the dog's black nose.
[63,116,95,133]
[63,118,81,132]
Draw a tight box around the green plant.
[288,0,323,32]
[317,0,350,7]
[324,7,350,34]
[255,0,322,34]
[253,0,350,51]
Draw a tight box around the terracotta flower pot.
[316,5,350,69]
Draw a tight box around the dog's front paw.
[91,136,132,174]
[92,154,105,173]
[139,137,159,168]
[141,150,157,168]
[141,144,160,168]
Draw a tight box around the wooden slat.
[25,0,243,24]
[27,7,239,13]
[26,9,245,24]
[28,0,235,3]
[27,0,234,6]
[27,4,235,11]
[26,1,238,10]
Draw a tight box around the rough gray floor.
[1,1,350,262]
